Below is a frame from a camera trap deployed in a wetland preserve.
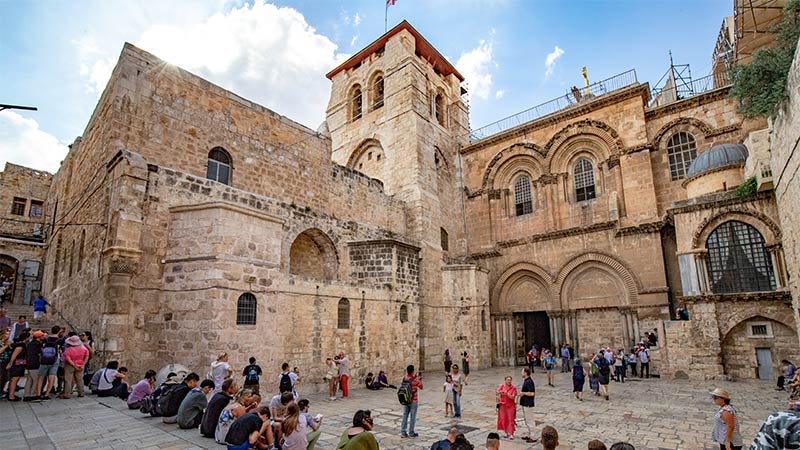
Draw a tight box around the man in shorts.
[32,295,48,324]
[37,326,61,399]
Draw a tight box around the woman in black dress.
[461,352,470,385]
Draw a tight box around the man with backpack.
[160,372,199,424]
[242,356,262,395]
[399,364,423,438]
[95,361,129,400]
[36,326,60,400]
[23,330,44,401]
[277,362,299,398]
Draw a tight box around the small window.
[481,310,487,331]
[747,321,773,338]
[667,132,698,180]
[373,76,384,109]
[29,200,43,218]
[237,293,257,325]
[351,85,363,120]
[440,228,449,251]
[11,197,26,216]
[68,240,74,277]
[207,147,232,185]
[514,176,533,216]
[337,298,350,329]
[399,304,408,323]
[434,92,445,126]
[78,229,85,272]
[53,236,62,287]
[574,158,596,202]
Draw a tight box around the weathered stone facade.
[4,19,795,386]
[0,163,51,306]
[771,35,800,347]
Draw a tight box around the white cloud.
[353,13,362,26]
[77,0,348,129]
[545,45,565,79]
[0,111,69,173]
[456,39,495,101]
[495,90,505,99]
[350,35,359,46]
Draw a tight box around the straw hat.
[710,388,730,399]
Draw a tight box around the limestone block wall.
[0,163,52,240]
[770,37,800,345]
[440,265,491,371]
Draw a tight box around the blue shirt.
[33,298,47,312]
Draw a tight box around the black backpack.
[397,376,414,405]
[279,372,293,393]
[154,384,179,417]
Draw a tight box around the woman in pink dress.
[495,376,518,439]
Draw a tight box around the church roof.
[686,143,748,179]
[326,20,464,82]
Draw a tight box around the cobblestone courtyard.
[0,366,788,450]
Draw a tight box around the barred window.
[351,85,363,120]
[440,227,449,251]
[514,176,533,216]
[399,304,408,323]
[11,197,26,216]
[372,75,384,110]
[337,298,350,329]
[574,158,596,202]
[434,93,445,126]
[236,293,257,325]
[207,147,232,185]
[667,132,697,180]
[706,221,776,294]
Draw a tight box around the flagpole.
[385,1,388,33]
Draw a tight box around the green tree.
[730,0,800,118]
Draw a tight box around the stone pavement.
[0,366,789,450]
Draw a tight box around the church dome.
[685,143,748,179]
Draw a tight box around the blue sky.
[0,0,731,172]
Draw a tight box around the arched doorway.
[720,316,799,380]
[0,255,19,305]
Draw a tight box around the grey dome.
[686,143,748,179]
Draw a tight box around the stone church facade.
[3,20,795,386]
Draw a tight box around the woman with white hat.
[710,388,743,450]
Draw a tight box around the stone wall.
[770,37,800,346]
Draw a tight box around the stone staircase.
[2,302,60,332]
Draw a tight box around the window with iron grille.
[29,200,43,218]
[236,293,257,325]
[514,176,533,216]
[751,324,768,336]
[667,132,697,180]
[337,298,350,329]
[399,304,408,323]
[207,147,232,185]
[351,85,363,120]
[574,158,596,202]
[434,93,445,126]
[372,76,384,109]
[11,197,26,216]
[706,221,776,294]
[440,228,449,251]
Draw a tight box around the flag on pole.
[385,0,396,32]
[387,0,396,5]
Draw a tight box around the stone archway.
[720,316,800,380]
[289,229,339,280]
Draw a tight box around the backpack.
[279,372,293,393]
[41,344,58,365]
[155,384,178,417]
[590,362,599,376]
[245,366,259,384]
[397,376,414,405]
[140,393,158,415]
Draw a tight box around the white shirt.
[97,369,118,390]
[336,357,350,376]
[277,371,300,387]
[211,361,230,389]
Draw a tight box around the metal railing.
[649,71,732,108]
[468,69,638,142]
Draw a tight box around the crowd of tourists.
[2,306,799,450]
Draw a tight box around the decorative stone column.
[696,251,710,294]
[767,244,785,289]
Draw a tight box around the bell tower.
[325,21,481,369]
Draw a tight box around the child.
[443,374,454,417]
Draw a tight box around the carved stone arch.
[367,70,385,110]
[288,228,339,280]
[492,262,555,313]
[548,135,612,175]
[652,117,714,148]
[434,145,450,173]
[544,119,623,171]
[555,252,640,309]
[480,142,547,192]
[493,155,545,191]
[692,210,782,249]
[719,314,796,344]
